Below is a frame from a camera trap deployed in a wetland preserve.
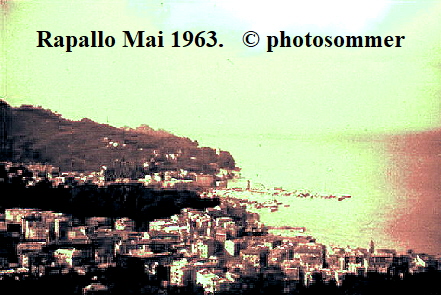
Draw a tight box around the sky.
[2,0,441,141]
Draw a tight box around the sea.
[196,132,441,254]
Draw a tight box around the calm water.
[197,132,441,254]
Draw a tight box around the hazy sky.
[3,0,441,140]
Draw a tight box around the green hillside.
[0,101,235,173]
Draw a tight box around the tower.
[369,240,375,254]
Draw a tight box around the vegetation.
[0,101,235,173]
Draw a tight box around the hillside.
[0,101,236,174]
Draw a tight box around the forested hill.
[0,101,236,173]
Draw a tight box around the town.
[0,162,440,294]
